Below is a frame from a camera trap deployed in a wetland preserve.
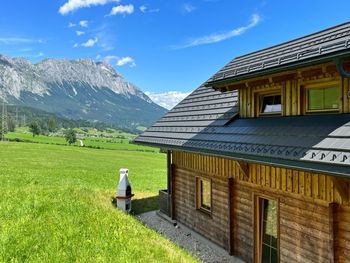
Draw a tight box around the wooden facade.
[171,151,350,262]
[166,62,350,262]
[135,23,350,263]
[234,62,350,118]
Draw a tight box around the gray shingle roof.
[135,85,350,177]
[207,22,350,86]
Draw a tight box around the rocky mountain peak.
[0,55,166,129]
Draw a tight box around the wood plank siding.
[335,205,350,262]
[173,151,348,204]
[231,183,253,262]
[236,63,350,118]
[172,151,350,263]
[173,166,230,249]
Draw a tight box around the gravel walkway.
[137,211,244,263]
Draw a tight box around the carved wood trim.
[237,161,249,178]
[331,177,349,204]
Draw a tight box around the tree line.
[28,118,76,144]
[4,105,141,134]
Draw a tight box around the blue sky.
[1,0,350,108]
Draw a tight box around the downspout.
[336,57,350,101]
[335,57,350,78]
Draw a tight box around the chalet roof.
[207,22,350,86]
[135,22,350,177]
[134,85,350,177]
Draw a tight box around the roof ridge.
[207,22,350,84]
[235,21,350,61]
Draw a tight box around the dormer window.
[259,93,282,115]
[306,86,339,112]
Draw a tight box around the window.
[196,177,211,212]
[306,86,339,112]
[255,197,279,263]
[259,94,282,115]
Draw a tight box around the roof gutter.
[205,50,350,88]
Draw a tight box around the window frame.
[254,194,280,263]
[195,176,212,214]
[255,89,282,117]
[304,82,340,114]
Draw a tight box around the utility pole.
[15,107,18,128]
[1,99,8,141]
[23,114,26,127]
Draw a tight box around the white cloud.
[81,38,98,47]
[0,37,43,45]
[59,0,120,15]
[103,55,118,63]
[140,5,147,13]
[172,14,261,49]
[183,3,196,13]
[139,5,159,13]
[116,56,135,67]
[79,20,89,28]
[145,91,191,110]
[103,55,136,67]
[68,22,76,28]
[108,4,134,16]
[73,43,79,48]
[76,31,85,36]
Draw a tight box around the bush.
[64,129,77,145]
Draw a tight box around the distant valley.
[0,55,167,130]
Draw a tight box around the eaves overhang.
[133,139,350,179]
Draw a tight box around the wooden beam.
[228,178,234,255]
[167,150,172,194]
[170,163,175,220]
[271,73,298,83]
[301,68,323,79]
[248,78,269,87]
[227,83,245,90]
[331,177,349,203]
[237,161,249,178]
[328,203,338,263]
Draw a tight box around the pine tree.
[29,119,41,137]
[48,117,57,132]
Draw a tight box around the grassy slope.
[0,142,196,262]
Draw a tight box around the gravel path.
[137,211,244,263]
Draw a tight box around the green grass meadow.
[0,141,197,262]
[6,130,157,153]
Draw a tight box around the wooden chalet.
[135,22,350,262]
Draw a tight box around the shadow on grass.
[132,195,159,215]
[112,194,159,215]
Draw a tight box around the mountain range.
[0,55,167,129]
